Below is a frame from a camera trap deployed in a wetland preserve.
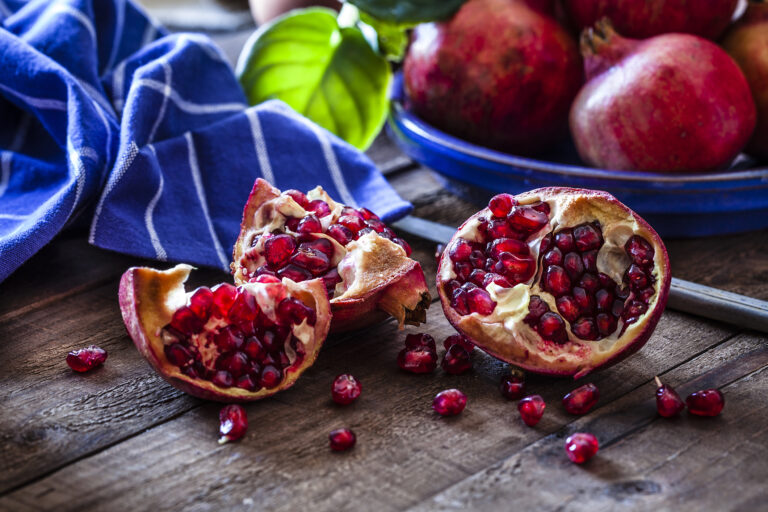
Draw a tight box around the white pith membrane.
[123,264,329,400]
[439,189,667,377]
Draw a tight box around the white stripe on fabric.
[185,132,229,270]
[78,79,116,117]
[0,83,67,111]
[0,0,11,18]
[245,109,274,184]
[104,0,125,74]
[0,152,12,198]
[134,78,245,114]
[306,121,356,206]
[140,23,157,48]
[89,141,139,244]
[67,145,98,213]
[112,59,127,114]
[147,61,171,143]
[50,3,97,43]
[178,34,228,65]
[145,145,167,261]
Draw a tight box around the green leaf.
[347,0,467,24]
[359,11,410,61]
[237,8,392,150]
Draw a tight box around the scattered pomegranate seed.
[442,344,472,375]
[686,389,724,416]
[433,389,467,416]
[397,348,437,374]
[562,383,600,415]
[499,369,525,400]
[218,404,248,444]
[564,432,599,464]
[443,333,474,352]
[654,376,685,417]
[331,374,362,405]
[405,333,437,351]
[66,345,108,372]
[518,395,546,426]
[329,428,356,451]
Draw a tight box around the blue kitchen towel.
[0,0,411,282]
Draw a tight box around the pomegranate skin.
[723,1,768,162]
[403,0,583,155]
[570,21,756,173]
[563,0,738,40]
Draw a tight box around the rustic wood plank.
[408,332,768,511]
[0,299,737,510]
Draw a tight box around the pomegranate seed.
[259,365,282,388]
[284,189,309,207]
[211,283,238,315]
[165,343,192,367]
[499,370,525,400]
[365,218,386,233]
[573,223,602,251]
[564,432,599,464]
[544,265,571,296]
[332,374,362,405]
[397,348,437,374]
[433,389,467,416]
[483,273,512,288]
[525,295,550,324]
[466,288,496,315]
[243,337,263,360]
[442,345,472,375]
[554,229,575,252]
[236,374,258,391]
[264,234,296,268]
[556,295,580,322]
[508,205,548,232]
[488,238,529,258]
[66,345,108,372]
[531,201,550,214]
[392,237,412,256]
[543,247,563,267]
[299,237,334,258]
[518,395,546,426]
[595,289,613,312]
[170,306,205,335]
[625,235,654,267]
[405,333,437,351]
[469,268,487,286]
[579,273,600,293]
[218,404,248,444]
[253,274,281,284]
[488,193,516,217]
[454,261,472,281]
[285,217,300,231]
[188,287,214,320]
[449,238,473,262]
[562,383,599,414]
[571,317,598,340]
[277,297,316,325]
[228,289,258,325]
[627,264,649,290]
[357,227,375,238]
[278,264,312,282]
[443,334,474,352]
[327,224,354,245]
[563,252,584,279]
[359,207,378,220]
[488,219,515,239]
[290,247,330,275]
[596,313,617,336]
[329,428,356,451]
[297,214,322,234]
[307,199,331,217]
[338,214,366,232]
[212,370,234,388]
[654,376,685,417]
[538,312,567,343]
[219,351,249,377]
[686,389,724,416]
[214,326,245,352]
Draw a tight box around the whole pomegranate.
[562,0,739,40]
[231,179,430,332]
[570,20,756,173]
[403,0,583,155]
[119,265,331,401]
[437,188,671,378]
[723,1,768,162]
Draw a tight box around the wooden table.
[2,29,768,512]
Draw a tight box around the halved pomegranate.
[437,188,670,378]
[232,179,431,332]
[119,264,331,402]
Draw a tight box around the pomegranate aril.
[624,300,647,318]
[627,264,649,290]
[531,201,550,215]
[489,193,517,217]
[467,249,484,268]
[469,268,487,286]
[565,433,598,464]
[66,345,108,372]
[466,288,496,315]
[582,250,598,273]
[357,227,375,238]
[307,199,331,217]
[626,235,654,267]
[543,247,563,267]
[220,351,250,377]
[499,370,525,400]
[214,326,245,352]
[329,428,356,451]
[442,345,472,375]
[488,219,516,239]
[573,224,602,252]
[611,299,625,317]
[556,296,580,322]
[212,370,234,388]
[358,207,378,220]
[579,273,600,293]
[563,383,599,414]
[243,337,263,360]
[544,265,571,296]
[327,224,354,245]
[639,287,655,303]
[538,312,567,343]
[571,317,598,340]
[483,273,512,289]
[299,237,334,258]
[170,306,205,335]
[443,334,474,352]
[454,261,473,281]
[573,287,594,315]
[259,365,283,388]
[297,214,322,234]
[322,268,342,295]
[277,264,312,282]
[526,295,549,323]
[188,287,214,321]
[253,274,281,284]
[165,343,192,367]
[451,288,470,315]
[338,214,366,232]
[563,252,584,279]
[598,272,614,289]
[331,374,362,405]
[285,217,300,231]
[218,404,248,444]
[228,290,258,325]
[654,376,685,418]
[290,248,330,275]
[264,234,296,268]
[277,297,316,326]
[211,283,238,315]
[364,218,386,233]
[595,289,613,312]
[449,238,473,262]
[433,389,467,416]
[518,395,546,426]
[405,333,437,351]
[489,238,529,259]
[397,348,437,374]
[554,229,575,252]
[686,389,724,417]
[596,313,617,336]
[508,205,548,232]
[496,252,534,280]
[236,374,258,391]
[392,237,412,256]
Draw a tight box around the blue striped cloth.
[0,0,411,283]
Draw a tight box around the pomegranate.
[570,20,756,173]
[403,0,583,155]
[562,383,599,415]
[119,264,331,402]
[723,1,768,162]
[329,428,356,451]
[331,374,361,405]
[686,389,725,417]
[437,188,671,378]
[518,395,546,426]
[562,0,738,40]
[499,369,526,400]
[66,346,108,372]
[441,344,472,375]
[433,389,467,416]
[218,404,248,444]
[654,376,685,417]
[564,432,599,464]
[232,179,430,332]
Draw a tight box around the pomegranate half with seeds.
[437,188,670,378]
[232,179,430,332]
[119,264,331,402]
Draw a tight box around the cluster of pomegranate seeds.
[218,404,248,444]
[562,383,600,415]
[331,374,362,405]
[518,395,546,426]
[564,432,599,464]
[433,389,467,416]
[66,345,108,372]
[329,428,356,451]
[686,389,724,417]
[162,282,314,392]
[444,195,551,316]
[499,369,526,400]
[654,376,685,417]
[441,334,473,375]
[397,333,438,374]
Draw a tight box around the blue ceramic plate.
[387,75,768,238]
